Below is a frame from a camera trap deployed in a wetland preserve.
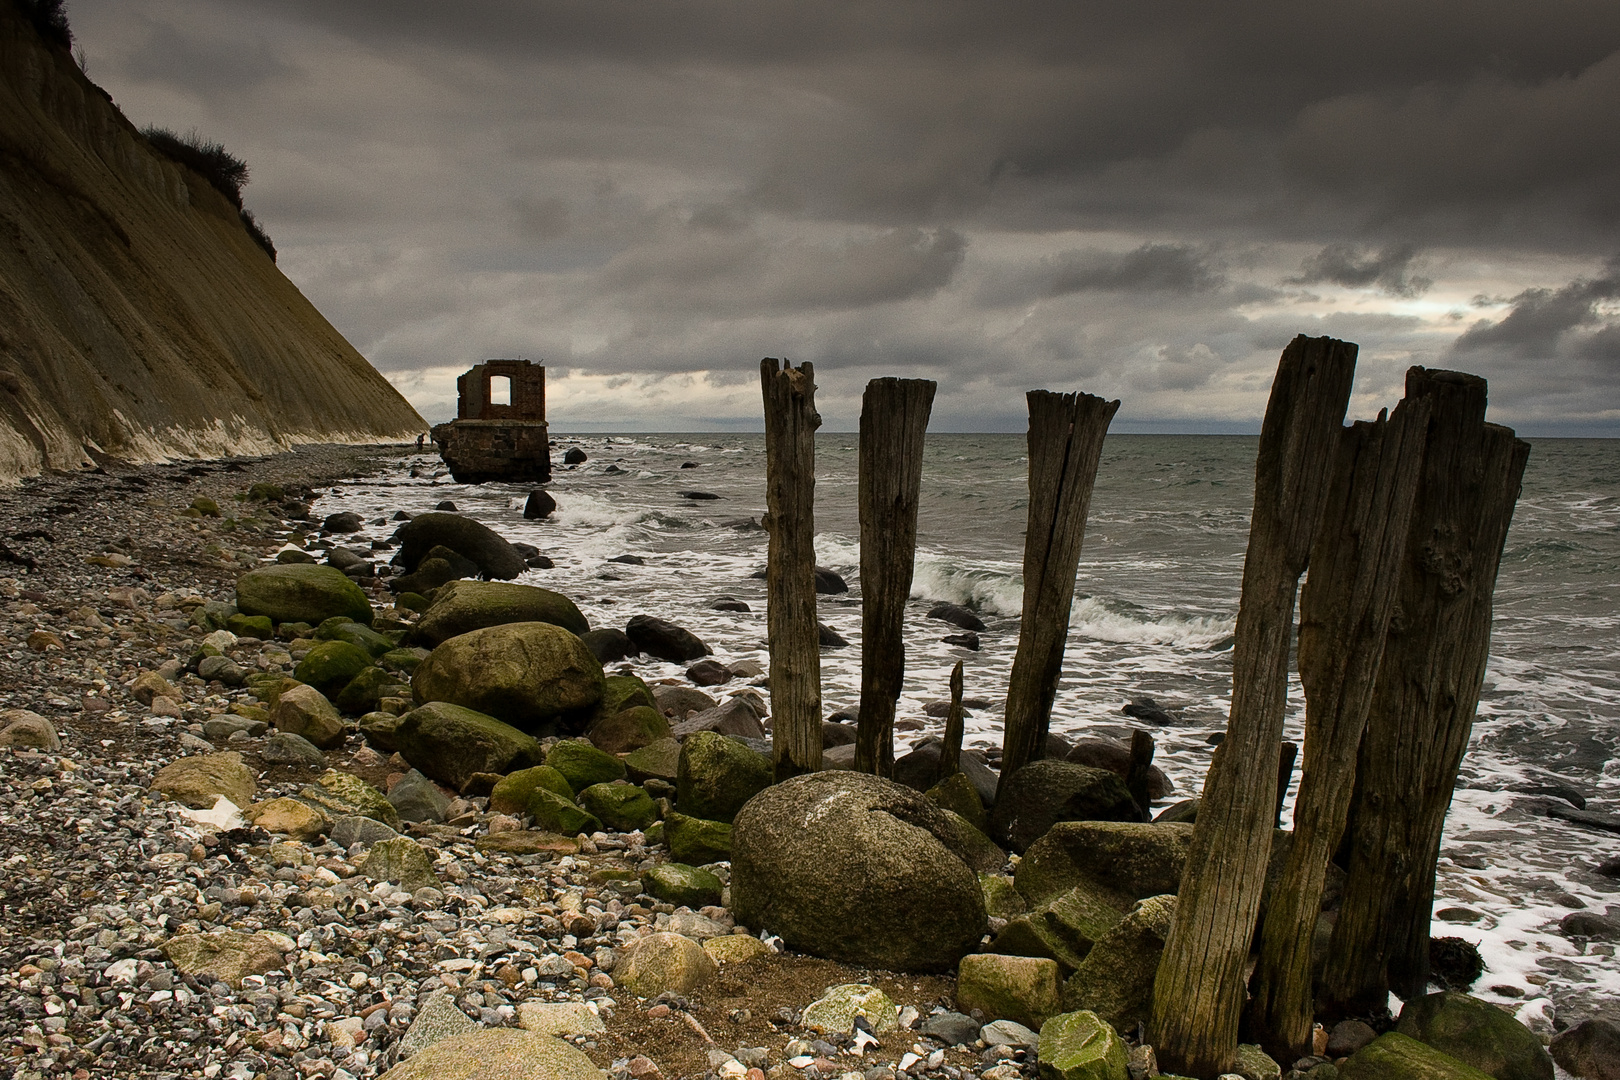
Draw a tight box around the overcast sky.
[68,0,1620,433]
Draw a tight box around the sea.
[309,433,1620,1026]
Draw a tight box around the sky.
[66,0,1620,434]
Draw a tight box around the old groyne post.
[1151,335,1356,1078]
[998,390,1119,795]
[1244,394,1430,1060]
[1323,368,1529,1015]
[855,377,937,776]
[761,358,824,780]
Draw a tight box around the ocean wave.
[1069,596,1234,649]
[910,557,1024,616]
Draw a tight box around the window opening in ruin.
[489,374,512,406]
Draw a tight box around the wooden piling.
[998,390,1119,795]
[941,661,965,782]
[1244,398,1429,1060]
[1323,369,1529,1015]
[1150,335,1356,1079]
[855,377,936,776]
[760,358,824,781]
[1126,729,1156,820]
[1273,741,1298,828]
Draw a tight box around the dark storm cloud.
[1289,243,1431,298]
[1048,244,1226,296]
[1453,258,1620,359]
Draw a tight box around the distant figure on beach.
[416,433,425,451]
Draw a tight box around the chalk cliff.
[0,1,424,482]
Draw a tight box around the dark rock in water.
[1508,780,1587,809]
[943,632,980,650]
[603,464,625,475]
[894,736,1000,809]
[1551,1019,1620,1080]
[527,556,554,569]
[1154,798,1198,824]
[563,447,587,465]
[818,622,849,648]
[826,707,859,725]
[1122,696,1176,724]
[423,545,482,581]
[1205,731,1225,745]
[990,760,1142,853]
[609,554,645,565]
[326,546,369,572]
[1549,805,1620,834]
[1066,738,1176,800]
[523,489,557,520]
[323,511,364,533]
[814,566,848,594]
[388,557,460,596]
[710,596,750,612]
[1045,733,1071,759]
[393,512,527,580]
[678,490,720,500]
[436,500,458,511]
[392,510,414,521]
[510,542,540,558]
[343,563,374,583]
[626,614,711,663]
[672,699,767,741]
[681,461,699,469]
[731,771,990,972]
[1429,936,1485,989]
[928,603,985,632]
[1395,990,1555,1080]
[653,684,718,718]
[1597,855,1620,877]
[1560,911,1619,939]
[822,721,857,748]
[723,518,764,531]
[686,659,732,687]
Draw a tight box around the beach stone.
[1233,1044,1281,1080]
[803,984,899,1034]
[991,882,1125,973]
[294,639,373,696]
[928,770,991,834]
[246,797,329,840]
[259,731,328,769]
[197,655,248,685]
[814,566,848,594]
[412,579,589,646]
[923,1011,984,1047]
[618,932,716,997]
[391,557,460,595]
[1551,1019,1620,1080]
[626,614,711,662]
[1037,1010,1129,1080]
[579,782,658,831]
[394,988,478,1061]
[1060,894,1176,1031]
[270,682,345,748]
[677,731,773,823]
[894,737,1001,808]
[522,489,557,520]
[928,603,985,631]
[653,684,718,717]
[984,1019,1041,1047]
[705,935,772,965]
[665,811,733,864]
[413,622,605,736]
[517,1001,606,1037]
[389,769,451,823]
[475,831,579,856]
[236,564,374,627]
[1341,1033,1497,1080]
[731,771,988,972]
[489,765,577,814]
[626,737,682,783]
[335,664,405,714]
[0,709,60,751]
[643,863,724,908]
[529,789,603,835]
[672,698,768,740]
[982,874,1029,919]
[161,930,291,988]
[150,751,255,809]
[1015,821,1193,909]
[393,512,527,580]
[1395,991,1555,1080]
[546,738,627,791]
[360,836,439,892]
[991,760,1141,853]
[600,673,656,712]
[1065,738,1176,800]
[316,616,396,656]
[394,702,544,790]
[1329,1020,1380,1057]
[587,705,670,755]
[225,612,272,639]
[298,768,401,830]
[581,627,636,662]
[957,953,1063,1030]
[132,670,178,706]
[330,815,400,849]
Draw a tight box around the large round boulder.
[392,702,545,791]
[377,1029,602,1080]
[731,771,988,972]
[393,513,527,580]
[411,580,589,647]
[411,623,605,736]
[1396,991,1555,1080]
[990,760,1142,853]
[236,565,374,627]
[676,731,772,823]
[1016,821,1194,909]
[626,614,711,663]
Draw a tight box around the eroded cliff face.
[0,2,425,482]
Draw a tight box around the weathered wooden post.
[940,660,965,782]
[998,390,1119,794]
[1150,335,1356,1078]
[1323,369,1529,1015]
[1273,741,1298,827]
[1126,729,1156,819]
[855,377,936,775]
[761,358,823,780]
[1245,397,1429,1060]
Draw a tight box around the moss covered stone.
[412,579,589,646]
[546,739,626,793]
[1037,1010,1128,1080]
[625,737,681,783]
[393,702,544,791]
[412,622,605,736]
[315,618,396,657]
[665,811,732,864]
[489,765,576,815]
[578,782,658,832]
[642,863,723,908]
[236,564,373,627]
[294,640,373,696]
[587,705,670,755]
[529,788,602,836]
[676,731,772,823]
[602,674,657,715]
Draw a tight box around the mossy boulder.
[411,579,589,646]
[642,863,723,908]
[489,765,576,815]
[1341,1033,1498,1080]
[929,770,990,835]
[990,760,1141,853]
[578,782,658,832]
[1396,992,1555,1080]
[665,811,733,864]
[393,703,544,792]
[236,564,373,627]
[991,881,1126,974]
[529,789,602,836]
[315,618,396,657]
[546,739,626,793]
[1060,894,1176,1032]
[377,1029,602,1080]
[1016,821,1193,910]
[226,613,272,640]
[676,731,772,824]
[602,674,657,715]
[587,705,670,755]
[335,666,404,715]
[297,769,400,830]
[412,622,605,736]
[957,953,1063,1030]
[1037,1010,1129,1080]
[358,711,404,752]
[625,737,681,783]
[393,513,528,580]
[378,647,429,674]
[982,874,1029,919]
[294,640,374,696]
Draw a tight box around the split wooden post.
[1273,741,1298,828]
[760,357,824,780]
[941,661,965,783]
[998,390,1119,795]
[1323,369,1530,1015]
[1150,335,1356,1079]
[855,377,937,776]
[1245,397,1430,1060]
[1126,729,1156,820]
